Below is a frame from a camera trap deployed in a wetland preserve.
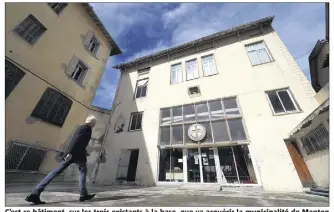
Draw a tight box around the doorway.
[186,147,217,183]
[116,149,139,182]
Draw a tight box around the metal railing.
[5,141,62,172]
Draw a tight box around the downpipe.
[91,101,121,183]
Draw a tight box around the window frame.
[47,3,68,15]
[245,40,274,66]
[170,63,183,85]
[13,14,47,45]
[5,59,26,99]
[158,96,249,147]
[134,78,149,99]
[30,87,73,127]
[128,112,144,132]
[185,58,199,81]
[201,54,218,77]
[301,124,329,155]
[265,88,301,116]
[70,60,88,85]
[87,36,100,55]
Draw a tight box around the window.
[5,60,25,99]
[31,87,72,127]
[302,125,329,155]
[83,31,102,58]
[5,142,47,171]
[158,149,183,182]
[188,86,201,96]
[266,89,299,115]
[135,79,148,99]
[202,55,217,76]
[159,97,247,146]
[186,59,199,80]
[13,14,47,44]
[48,3,68,14]
[65,56,90,87]
[129,112,143,131]
[246,41,273,66]
[171,63,182,84]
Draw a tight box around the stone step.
[310,187,329,193]
[305,190,329,198]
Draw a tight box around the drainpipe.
[92,101,121,183]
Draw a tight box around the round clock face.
[188,124,206,142]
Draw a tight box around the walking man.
[25,115,97,205]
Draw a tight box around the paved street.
[6,183,329,207]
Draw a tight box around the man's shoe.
[25,194,45,205]
[79,194,95,202]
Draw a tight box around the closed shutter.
[65,56,79,76]
[83,31,94,48]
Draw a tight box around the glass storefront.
[158,97,258,184]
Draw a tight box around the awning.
[287,99,329,138]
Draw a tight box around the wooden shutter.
[65,56,79,76]
[83,31,94,48]
[81,67,92,87]
[95,42,103,59]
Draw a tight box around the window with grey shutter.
[83,31,101,58]
[48,3,68,14]
[65,56,90,86]
[13,14,47,44]
[31,87,72,127]
[5,60,25,99]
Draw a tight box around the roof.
[81,3,122,56]
[113,16,274,69]
[287,98,329,138]
[308,39,328,91]
[309,39,328,60]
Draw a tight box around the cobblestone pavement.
[5,183,329,207]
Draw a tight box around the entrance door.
[186,147,217,183]
[116,149,139,181]
[127,149,139,181]
[286,142,314,187]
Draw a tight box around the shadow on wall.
[96,69,156,187]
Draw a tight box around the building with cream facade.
[5,3,121,182]
[95,16,321,192]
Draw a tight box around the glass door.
[187,148,201,182]
[186,147,218,183]
[200,147,217,183]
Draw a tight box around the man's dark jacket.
[57,124,92,163]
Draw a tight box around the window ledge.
[128,129,142,132]
[273,110,303,117]
[203,73,219,78]
[252,60,275,67]
[134,97,147,101]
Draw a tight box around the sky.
[91,2,326,110]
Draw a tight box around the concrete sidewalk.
[5,183,329,207]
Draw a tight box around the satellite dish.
[114,114,125,133]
